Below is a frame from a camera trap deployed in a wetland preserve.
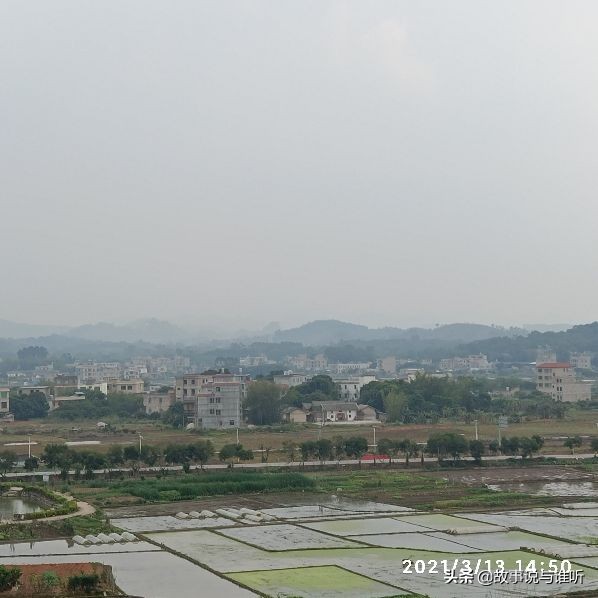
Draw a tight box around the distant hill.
[273,319,525,346]
[69,318,187,343]
[0,318,188,344]
[459,322,598,362]
[0,319,68,338]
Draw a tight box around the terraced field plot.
[112,514,234,532]
[458,510,598,544]
[302,516,429,536]
[219,524,362,550]
[229,565,402,598]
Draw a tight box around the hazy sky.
[2,1,598,331]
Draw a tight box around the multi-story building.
[143,390,176,415]
[239,355,275,367]
[328,362,372,375]
[288,354,328,371]
[336,376,377,401]
[78,382,109,395]
[439,355,490,372]
[536,362,592,402]
[0,387,9,414]
[273,373,308,388]
[536,347,557,365]
[76,362,121,384]
[106,379,145,394]
[570,352,592,370]
[377,356,397,375]
[175,372,248,429]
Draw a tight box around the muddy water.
[488,480,598,497]
[0,497,41,518]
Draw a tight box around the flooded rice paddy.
[489,480,598,497]
[3,496,598,596]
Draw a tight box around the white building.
[76,362,121,384]
[273,373,308,388]
[175,372,247,429]
[336,376,377,401]
[0,387,9,414]
[439,355,490,372]
[536,362,592,402]
[328,362,372,375]
[288,353,328,371]
[570,352,592,370]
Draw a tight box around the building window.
[183,379,187,385]
[229,420,235,426]
[209,408,215,414]
[216,409,221,415]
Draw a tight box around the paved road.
[3,453,596,480]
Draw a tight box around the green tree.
[161,401,185,428]
[219,443,251,467]
[295,375,337,399]
[469,440,485,463]
[344,436,369,464]
[107,445,124,467]
[315,439,333,463]
[398,439,419,467]
[564,435,583,454]
[383,391,408,423]
[10,391,49,420]
[245,381,282,425]
[193,440,214,469]
[0,451,16,476]
[24,456,39,471]
[332,436,346,463]
[299,441,316,464]
[123,445,140,462]
[520,436,542,459]
[377,438,397,464]
[17,346,48,368]
[591,437,598,456]
[140,445,160,466]
[282,441,297,462]
[427,432,468,461]
[42,444,73,468]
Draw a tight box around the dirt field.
[425,464,597,486]
[1,407,598,461]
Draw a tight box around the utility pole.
[28,435,31,459]
[139,434,143,455]
[474,420,479,441]
[236,427,239,444]
[373,426,377,452]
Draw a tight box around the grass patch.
[76,471,314,504]
[228,565,403,597]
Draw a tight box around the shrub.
[0,565,21,591]
[67,573,100,592]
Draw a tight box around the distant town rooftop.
[537,362,571,368]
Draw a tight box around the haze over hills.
[273,320,527,346]
[0,318,189,344]
[0,317,529,345]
